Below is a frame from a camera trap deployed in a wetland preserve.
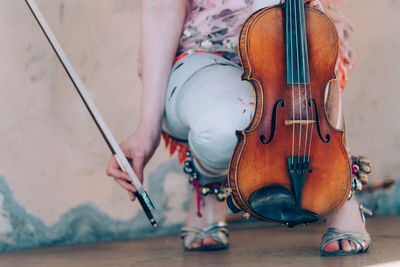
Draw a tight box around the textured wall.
[0,0,399,251]
[0,0,190,251]
[342,0,400,184]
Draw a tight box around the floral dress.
[178,0,321,62]
[178,0,354,89]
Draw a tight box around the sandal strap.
[203,222,229,247]
[321,227,372,254]
[181,222,229,250]
[181,227,205,249]
[203,221,228,232]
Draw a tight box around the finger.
[109,168,131,182]
[128,191,136,201]
[114,177,137,193]
[341,240,352,252]
[128,156,144,184]
[106,156,131,181]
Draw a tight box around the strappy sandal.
[320,204,372,256]
[181,221,229,251]
[320,227,371,256]
[181,152,230,251]
[181,227,205,251]
[320,154,373,256]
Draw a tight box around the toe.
[341,239,352,252]
[364,241,369,250]
[322,241,340,253]
[188,240,202,250]
[202,236,219,246]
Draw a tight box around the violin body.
[228,3,351,226]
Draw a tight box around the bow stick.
[25,0,157,227]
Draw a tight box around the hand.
[106,125,161,201]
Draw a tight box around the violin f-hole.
[310,99,330,143]
[260,99,285,144]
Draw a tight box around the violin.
[227,0,351,227]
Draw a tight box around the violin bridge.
[285,120,316,126]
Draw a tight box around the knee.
[188,122,237,170]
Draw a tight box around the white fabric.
[163,53,255,172]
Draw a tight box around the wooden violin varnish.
[227,0,352,227]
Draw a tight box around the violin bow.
[25,0,157,227]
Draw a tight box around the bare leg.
[322,76,369,253]
[324,198,368,252]
[185,189,227,249]
[164,53,254,250]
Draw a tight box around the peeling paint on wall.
[0,158,191,252]
[0,174,399,252]
[357,178,400,216]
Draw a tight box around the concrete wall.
[0,0,399,251]
[342,0,400,183]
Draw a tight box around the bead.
[360,164,371,174]
[200,187,210,196]
[224,187,233,195]
[353,177,363,191]
[188,176,194,184]
[192,172,198,179]
[184,161,192,167]
[347,190,353,200]
[352,164,360,174]
[358,156,371,165]
[358,172,369,184]
[360,204,373,216]
[216,193,225,201]
[183,167,192,175]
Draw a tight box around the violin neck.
[285,0,310,85]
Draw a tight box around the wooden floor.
[0,216,399,267]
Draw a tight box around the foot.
[184,189,227,250]
[322,198,369,253]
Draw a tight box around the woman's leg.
[164,53,254,249]
[322,75,369,253]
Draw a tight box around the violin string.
[300,2,309,162]
[307,80,315,161]
[294,0,302,163]
[289,0,295,165]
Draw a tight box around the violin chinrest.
[249,185,319,226]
